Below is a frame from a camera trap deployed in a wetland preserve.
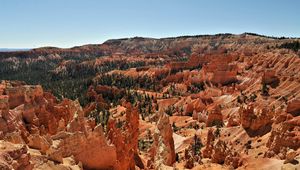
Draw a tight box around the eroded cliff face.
[0,81,117,169]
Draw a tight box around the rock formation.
[0,141,32,170]
[239,103,273,136]
[206,105,223,127]
[0,81,117,169]
[202,129,241,168]
[287,99,300,116]
[266,116,300,158]
[262,70,280,87]
[107,102,141,170]
[150,113,176,168]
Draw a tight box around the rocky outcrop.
[206,105,223,127]
[239,104,273,136]
[27,134,51,154]
[202,130,241,168]
[211,71,238,86]
[211,140,227,164]
[0,97,28,141]
[0,81,118,169]
[0,95,12,136]
[44,99,117,169]
[47,126,117,169]
[287,99,300,116]
[262,70,280,87]
[227,113,240,127]
[0,81,100,139]
[266,116,300,158]
[211,139,241,168]
[200,56,238,86]
[0,141,32,170]
[107,102,141,170]
[0,81,58,137]
[185,99,206,116]
[150,113,176,168]
[202,128,215,158]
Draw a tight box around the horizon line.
[1,32,300,50]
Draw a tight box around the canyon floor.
[0,33,300,169]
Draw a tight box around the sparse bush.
[214,127,221,138]
[192,135,203,155]
[211,120,224,128]
[261,83,269,96]
[165,105,175,116]
[172,122,179,132]
[249,93,257,102]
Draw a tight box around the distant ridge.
[1,33,299,51]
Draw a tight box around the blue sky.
[0,0,299,48]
